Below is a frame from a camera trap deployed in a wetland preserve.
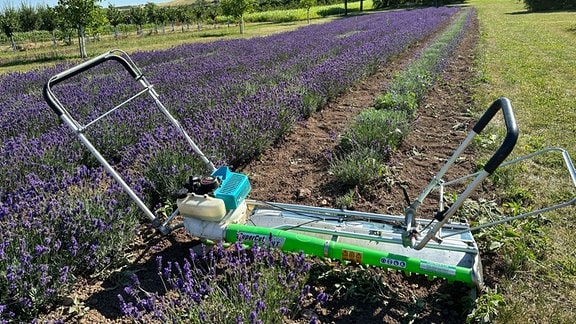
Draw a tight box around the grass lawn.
[471,0,576,321]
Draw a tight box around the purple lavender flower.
[316,291,329,303]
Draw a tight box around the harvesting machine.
[43,50,576,291]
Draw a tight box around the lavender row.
[119,242,325,322]
[0,7,460,321]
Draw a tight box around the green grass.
[245,0,374,22]
[470,0,576,322]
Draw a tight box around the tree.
[106,5,124,39]
[176,5,192,32]
[191,1,206,30]
[205,2,221,28]
[220,0,255,34]
[164,6,178,32]
[86,6,107,42]
[0,7,19,51]
[145,2,159,33]
[156,7,169,33]
[18,3,40,32]
[129,6,146,35]
[299,0,316,24]
[56,0,102,59]
[37,5,58,47]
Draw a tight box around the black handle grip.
[472,97,519,174]
[43,51,142,116]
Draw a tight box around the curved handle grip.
[43,50,142,116]
[472,97,519,173]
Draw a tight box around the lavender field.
[0,7,461,321]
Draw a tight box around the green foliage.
[55,0,103,58]
[220,0,256,18]
[522,0,575,11]
[373,90,418,115]
[329,147,391,190]
[335,188,357,209]
[300,0,318,9]
[311,264,390,303]
[0,6,19,49]
[18,3,40,32]
[340,107,408,157]
[467,286,505,323]
[220,0,256,33]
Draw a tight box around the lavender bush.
[0,7,460,321]
[118,242,326,323]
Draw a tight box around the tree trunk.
[78,25,87,59]
[10,35,16,51]
[52,30,57,47]
[240,15,244,34]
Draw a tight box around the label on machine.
[380,257,407,269]
[342,249,363,263]
[237,232,286,248]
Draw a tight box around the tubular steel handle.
[43,50,142,117]
[472,97,519,173]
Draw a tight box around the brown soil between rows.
[49,11,506,324]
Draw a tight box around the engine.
[176,166,251,222]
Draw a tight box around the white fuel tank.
[177,193,226,221]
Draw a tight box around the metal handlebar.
[407,97,519,250]
[472,97,519,174]
[43,49,142,117]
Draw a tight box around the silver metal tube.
[443,198,576,239]
[413,171,490,250]
[61,113,159,223]
[248,200,409,223]
[443,147,576,187]
[410,131,477,212]
[82,87,150,131]
[140,77,216,172]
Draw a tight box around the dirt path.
[235,13,484,323]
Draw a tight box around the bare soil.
[47,12,505,324]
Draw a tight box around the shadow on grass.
[0,53,67,69]
[506,8,576,15]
